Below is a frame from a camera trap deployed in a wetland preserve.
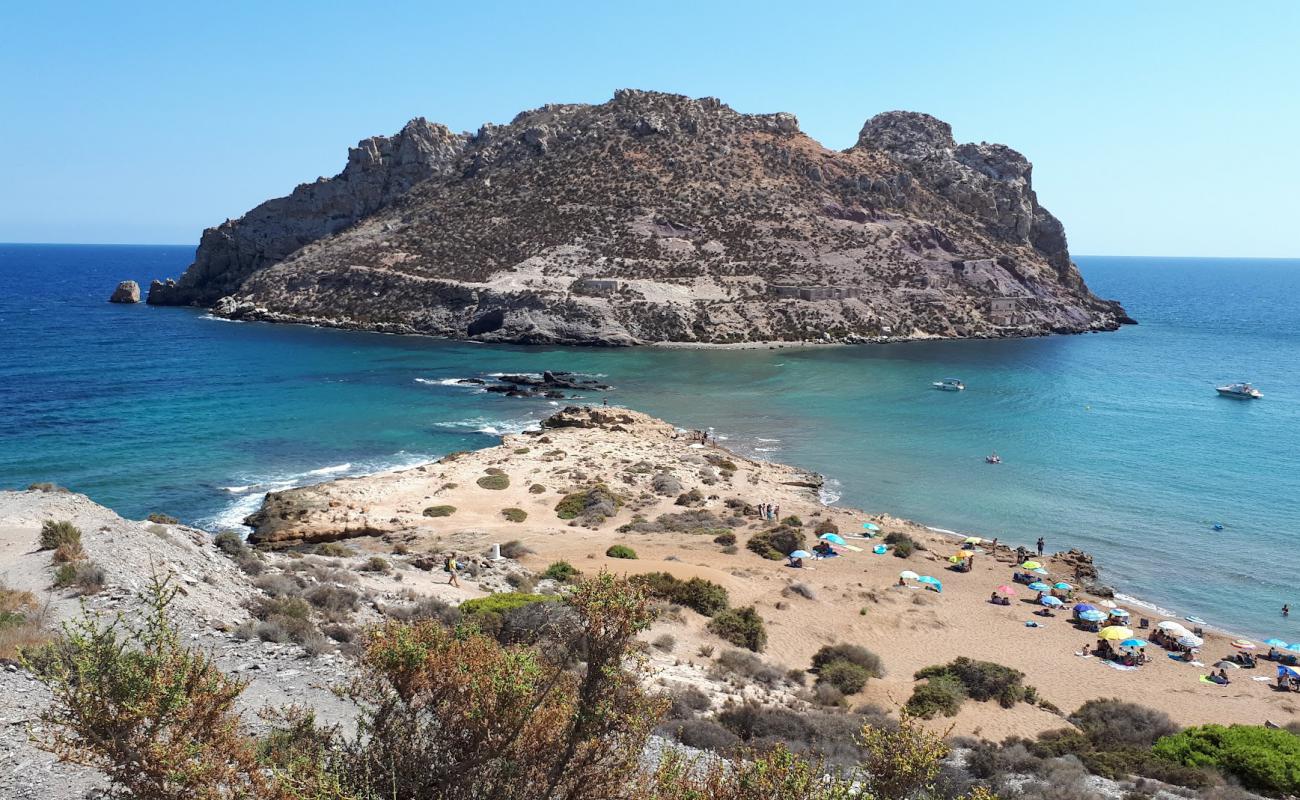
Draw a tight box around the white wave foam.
[755,437,781,443]
[753,446,781,452]
[1113,592,1179,620]
[306,462,351,476]
[222,484,253,494]
[818,477,843,505]
[434,416,540,436]
[199,314,243,324]
[415,377,480,387]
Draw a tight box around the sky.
[1,1,1296,257]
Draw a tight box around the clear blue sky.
[2,1,1296,257]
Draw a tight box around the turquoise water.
[2,244,1298,640]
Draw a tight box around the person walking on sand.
[445,554,460,588]
[1036,537,1045,557]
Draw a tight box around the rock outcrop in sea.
[108,280,140,303]
[149,90,1132,345]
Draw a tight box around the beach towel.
[1100,660,1138,671]
[1073,652,1093,658]
[839,544,864,553]
[1199,675,1230,686]
[1252,676,1273,682]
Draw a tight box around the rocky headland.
[147,90,1132,345]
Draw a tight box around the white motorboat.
[1216,382,1261,399]
[933,378,965,392]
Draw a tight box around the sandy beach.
[242,404,1300,737]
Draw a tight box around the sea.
[2,243,1298,641]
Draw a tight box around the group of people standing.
[755,502,781,521]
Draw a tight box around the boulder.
[108,280,141,304]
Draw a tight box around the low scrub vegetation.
[476,473,510,490]
[146,512,179,524]
[912,657,1033,714]
[38,520,81,551]
[811,644,884,696]
[707,606,766,652]
[631,572,728,616]
[0,580,49,660]
[745,526,804,560]
[53,561,105,595]
[422,504,457,517]
[542,561,581,583]
[605,544,637,559]
[502,507,528,523]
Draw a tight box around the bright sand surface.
[243,406,1300,739]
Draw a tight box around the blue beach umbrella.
[1289,644,1300,652]
[1264,638,1288,647]
[1027,582,1050,592]
[1280,665,1300,679]
[1032,568,1051,575]
[1120,638,1149,648]
[1054,582,1073,591]
[1109,608,1131,618]
[1040,596,1063,607]
[917,576,943,591]
[819,533,847,545]
[862,522,881,531]
[789,550,812,559]
[1074,603,1097,613]
[1079,610,1107,622]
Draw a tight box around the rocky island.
[148,90,1131,345]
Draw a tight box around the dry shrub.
[0,580,49,660]
[39,520,81,551]
[54,562,104,595]
[500,539,534,558]
[52,541,85,563]
[710,649,786,687]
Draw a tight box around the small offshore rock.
[108,280,140,304]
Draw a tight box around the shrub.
[52,541,84,563]
[892,540,914,558]
[632,572,729,616]
[670,718,740,752]
[54,561,104,595]
[555,484,620,522]
[915,657,1028,707]
[146,513,179,525]
[605,545,637,559]
[0,580,48,660]
[779,515,802,528]
[359,556,390,573]
[1071,698,1179,748]
[313,542,352,557]
[652,634,676,652]
[811,644,885,678]
[708,606,766,652]
[254,573,304,597]
[423,505,457,517]
[813,520,839,536]
[501,507,528,523]
[39,520,81,551]
[713,531,736,546]
[819,660,871,694]
[213,530,245,556]
[476,473,510,490]
[529,483,547,494]
[460,593,557,618]
[905,673,967,718]
[542,561,581,583]
[666,685,712,718]
[711,650,786,687]
[1152,725,1300,796]
[746,526,805,560]
[26,482,68,493]
[786,582,815,600]
[303,585,359,617]
[500,539,532,558]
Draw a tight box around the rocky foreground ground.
[1,406,1293,799]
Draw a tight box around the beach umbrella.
[789,550,812,559]
[1230,639,1256,650]
[1120,638,1149,648]
[1079,610,1107,622]
[1177,634,1204,648]
[862,522,881,531]
[1027,582,1050,592]
[958,549,976,558]
[819,533,847,545]
[1109,608,1130,618]
[1279,665,1300,679]
[1263,638,1288,647]
[963,536,982,545]
[995,585,1017,596]
[1214,660,1242,669]
[1288,644,1300,653]
[1040,595,1063,607]
[1157,621,1189,632]
[917,576,943,591]
[899,570,920,581]
[1074,603,1097,612]
[1020,561,1042,570]
[948,555,966,564]
[1032,568,1051,576]
[1101,600,1117,609]
[1098,626,1134,641]
[1054,582,1073,591]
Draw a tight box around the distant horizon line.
[1,241,1297,262]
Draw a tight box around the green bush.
[713,531,736,546]
[542,561,581,583]
[459,592,556,617]
[904,673,967,718]
[632,572,728,617]
[1071,698,1179,748]
[53,561,105,595]
[213,531,245,556]
[818,660,871,695]
[892,540,914,558]
[359,556,390,573]
[554,484,620,521]
[708,606,766,652]
[811,644,884,678]
[501,508,527,523]
[812,520,839,536]
[528,484,547,494]
[1153,724,1300,796]
[146,512,180,525]
[605,545,637,559]
[746,527,805,560]
[423,505,457,517]
[779,515,802,528]
[915,657,1028,707]
[39,520,81,551]
[476,474,510,490]
[313,542,353,558]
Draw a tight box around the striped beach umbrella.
[1230,640,1256,650]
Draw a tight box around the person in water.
[1285,604,1291,617]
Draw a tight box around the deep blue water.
[2,244,1298,640]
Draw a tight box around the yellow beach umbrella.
[958,549,976,558]
[1020,561,1042,570]
[1098,626,1134,641]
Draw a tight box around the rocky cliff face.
[148,119,468,306]
[151,90,1130,344]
